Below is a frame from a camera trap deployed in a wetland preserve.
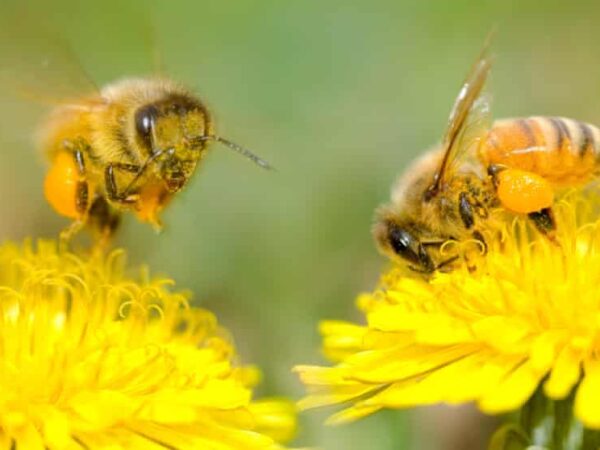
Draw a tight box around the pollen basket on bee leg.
[495,168,554,214]
[44,152,90,219]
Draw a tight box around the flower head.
[0,240,295,449]
[296,192,600,427]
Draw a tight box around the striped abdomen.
[479,117,600,186]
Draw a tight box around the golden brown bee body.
[373,147,495,272]
[481,116,600,186]
[374,47,600,273]
[42,78,214,239]
[39,76,271,242]
[0,13,271,243]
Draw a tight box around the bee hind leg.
[528,207,558,242]
[59,220,85,250]
[59,143,91,248]
[88,196,122,250]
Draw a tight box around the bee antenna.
[199,135,274,171]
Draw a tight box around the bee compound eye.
[388,226,434,271]
[135,105,159,142]
[388,227,419,263]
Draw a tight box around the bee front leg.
[104,163,141,205]
[458,192,489,271]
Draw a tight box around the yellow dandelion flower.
[0,240,296,449]
[295,192,600,429]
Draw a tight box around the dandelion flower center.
[0,240,295,449]
[296,193,600,427]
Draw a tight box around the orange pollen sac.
[44,152,83,219]
[496,168,554,214]
[134,181,172,230]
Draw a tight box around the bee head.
[373,219,436,273]
[372,205,462,273]
[131,91,272,193]
[134,94,212,192]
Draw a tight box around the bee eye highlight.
[135,105,159,143]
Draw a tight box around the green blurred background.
[0,0,598,448]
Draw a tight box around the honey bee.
[41,78,271,242]
[373,45,600,272]
[0,14,271,243]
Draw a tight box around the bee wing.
[446,91,492,172]
[0,10,99,104]
[430,47,492,192]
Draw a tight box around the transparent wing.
[446,92,492,173]
[428,44,492,195]
[0,9,99,104]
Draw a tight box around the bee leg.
[472,230,487,254]
[458,192,475,229]
[67,147,90,214]
[435,255,460,272]
[528,207,558,241]
[460,229,488,273]
[408,265,434,275]
[487,164,507,185]
[59,220,85,249]
[59,143,90,245]
[87,196,122,250]
[459,192,488,270]
[104,163,141,204]
[421,240,447,247]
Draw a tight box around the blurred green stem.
[488,386,600,450]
